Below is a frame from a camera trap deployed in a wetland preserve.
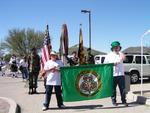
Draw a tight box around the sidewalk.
[0,97,18,113]
[0,76,150,113]
[0,98,9,113]
[127,79,150,105]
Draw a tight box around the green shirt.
[29,54,40,73]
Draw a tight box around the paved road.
[0,76,150,113]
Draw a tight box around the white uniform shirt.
[9,57,16,64]
[104,52,124,77]
[20,59,28,68]
[44,60,63,85]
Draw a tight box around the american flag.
[41,25,52,73]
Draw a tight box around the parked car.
[124,54,150,83]
[94,54,150,84]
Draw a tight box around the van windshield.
[123,56,133,63]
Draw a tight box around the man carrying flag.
[104,41,128,106]
[42,51,65,110]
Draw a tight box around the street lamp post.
[140,29,150,96]
[81,10,91,54]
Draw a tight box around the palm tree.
[1,28,44,57]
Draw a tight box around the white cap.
[50,51,57,56]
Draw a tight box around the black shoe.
[34,91,39,94]
[31,91,34,94]
[112,103,118,106]
[28,91,32,95]
[33,90,38,94]
[122,102,128,107]
[58,105,65,109]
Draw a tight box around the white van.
[94,55,106,64]
[124,54,150,83]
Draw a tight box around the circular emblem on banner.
[76,70,102,97]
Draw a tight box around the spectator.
[19,56,28,81]
[66,51,78,66]
[9,55,18,77]
[87,48,94,64]
[0,58,6,76]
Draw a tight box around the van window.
[123,56,133,63]
[95,57,100,60]
[135,56,146,64]
[101,57,105,64]
[146,56,150,64]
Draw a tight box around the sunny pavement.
[0,76,150,113]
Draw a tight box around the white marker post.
[140,29,150,96]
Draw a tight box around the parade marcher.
[104,41,128,106]
[28,48,40,94]
[42,51,65,111]
[9,54,18,77]
[19,56,28,81]
[66,51,78,66]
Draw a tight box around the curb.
[127,91,150,105]
[0,97,18,113]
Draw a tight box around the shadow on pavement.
[35,92,45,94]
[16,104,21,113]
[47,102,140,111]
[99,102,140,109]
[49,104,103,110]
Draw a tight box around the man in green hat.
[104,41,128,106]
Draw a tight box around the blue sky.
[0,0,150,53]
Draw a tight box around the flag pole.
[140,29,150,96]
[140,34,143,96]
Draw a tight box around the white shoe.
[42,106,48,111]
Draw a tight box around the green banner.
[61,63,113,102]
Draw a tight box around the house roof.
[68,44,106,56]
[123,46,150,55]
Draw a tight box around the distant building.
[123,46,150,55]
[68,44,106,56]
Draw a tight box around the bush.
[3,54,11,62]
